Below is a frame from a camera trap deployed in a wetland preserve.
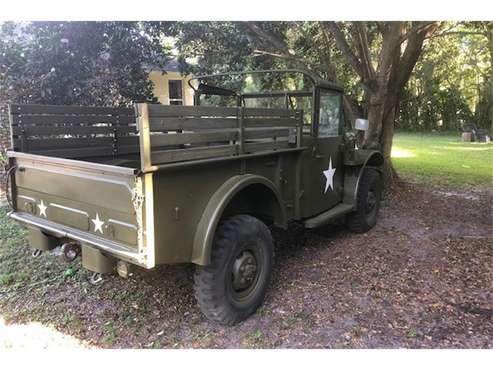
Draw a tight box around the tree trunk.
[487,24,493,132]
[381,106,398,183]
[342,95,364,129]
[365,92,386,149]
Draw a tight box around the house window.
[168,80,183,105]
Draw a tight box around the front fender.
[191,174,286,266]
[343,150,383,207]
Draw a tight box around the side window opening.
[318,91,341,137]
[289,95,312,134]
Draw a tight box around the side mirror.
[354,118,369,131]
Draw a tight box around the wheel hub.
[232,250,258,291]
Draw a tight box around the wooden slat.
[244,127,290,140]
[117,145,141,155]
[23,136,139,150]
[12,114,135,125]
[151,144,238,164]
[31,146,114,158]
[117,136,140,146]
[150,130,238,146]
[243,117,298,127]
[11,125,136,136]
[25,137,114,150]
[10,104,134,116]
[146,104,238,118]
[244,140,291,153]
[149,117,237,131]
[243,108,296,117]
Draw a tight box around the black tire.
[194,214,274,325]
[346,168,383,233]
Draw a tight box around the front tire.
[346,168,383,233]
[194,214,274,325]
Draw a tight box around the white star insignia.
[91,213,105,234]
[38,200,47,217]
[323,157,336,193]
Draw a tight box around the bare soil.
[0,182,492,348]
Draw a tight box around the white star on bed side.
[38,200,47,217]
[91,213,105,234]
[323,157,336,193]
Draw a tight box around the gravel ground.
[0,182,491,348]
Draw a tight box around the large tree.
[168,21,441,182]
[323,22,440,180]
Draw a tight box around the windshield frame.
[189,70,344,137]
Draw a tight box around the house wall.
[148,71,194,106]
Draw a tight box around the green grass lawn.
[392,132,493,188]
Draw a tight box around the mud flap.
[27,227,59,251]
[82,244,116,274]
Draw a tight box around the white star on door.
[323,157,336,193]
[91,213,105,234]
[38,200,47,217]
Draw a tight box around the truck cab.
[190,70,376,221]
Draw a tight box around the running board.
[304,203,354,229]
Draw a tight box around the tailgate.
[7,151,154,268]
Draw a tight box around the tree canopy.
[0,21,169,107]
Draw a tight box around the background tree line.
[0,21,491,180]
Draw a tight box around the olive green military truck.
[5,70,383,325]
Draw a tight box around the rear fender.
[191,174,286,265]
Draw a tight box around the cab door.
[301,88,344,217]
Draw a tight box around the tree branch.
[398,21,437,44]
[251,49,316,77]
[354,22,376,80]
[431,30,488,38]
[322,22,366,81]
[385,22,440,119]
[245,22,293,57]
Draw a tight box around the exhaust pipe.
[59,242,81,263]
[116,260,132,279]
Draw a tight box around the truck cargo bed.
[6,103,303,268]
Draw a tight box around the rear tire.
[194,214,274,325]
[346,168,383,233]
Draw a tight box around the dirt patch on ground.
[0,183,491,348]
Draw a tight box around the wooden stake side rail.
[8,103,303,168]
[9,104,138,159]
[136,103,303,171]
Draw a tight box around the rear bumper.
[10,211,148,268]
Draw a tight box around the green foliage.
[398,22,491,131]
[0,21,170,107]
[162,22,254,75]
[392,132,493,187]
